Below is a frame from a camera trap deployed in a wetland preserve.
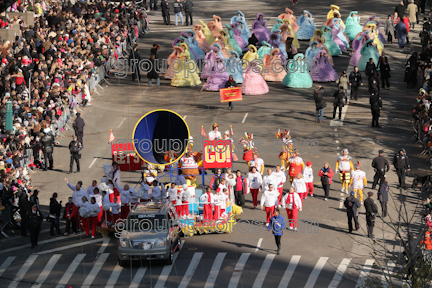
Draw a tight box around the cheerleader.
[357,39,379,71]
[345,11,363,41]
[200,187,214,221]
[260,184,279,226]
[208,123,222,140]
[221,188,229,216]
[262,48,287,82]
[223,130,238,161]
[110,198,121,225]
[296,11,317,40]
[199,20,215,45]
[171,43,201,87]
[278,8,299,32]
[193,24,211,53]
[240,132,254,165]
[303,161,314,197]
[203,55,229,91]
[282,53,313,88]
[311,50,338,82]
[168,183,178,206]
[252,13,270,43]
[322,26,342,56]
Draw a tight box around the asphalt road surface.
[0,0,429,287]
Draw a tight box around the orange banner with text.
[220,87,242,103]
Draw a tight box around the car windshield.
[126,214,168,232]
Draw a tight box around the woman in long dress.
[365,21,384,55]
[258,41,272,60]
[364,16,387,44]
[269,32,287,64]
[322,26,342,56]
[311,50,338,82]
[282,20,300,48]
[183,31,205,61]
[231,10,251,43]
[227,51,244,83]
[262,48,287,82]
[296,10,316,40]
[271,18,284,33]
[305,41,321,60]
[220,29,242,56]
[357,39,379,71]
[345,11,363,41]
[165,46,183,79]
[171,43,201,87]
[199,20,215,45]
[193,25,211,53]
[332,18,349,47]
[326,5,345,27]
[278,8,299,32]
[282,53,313,88]
[226,23,247,52]
[241,61,269,95]
[252,13,271,44]
[349,32,369,66]
[203,55,229,91]
[201,46,219,79]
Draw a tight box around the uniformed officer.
[68,136,82,174]
[27,205,43,248]
[393,148,410,189]
[371,150,390,189]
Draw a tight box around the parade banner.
[220,87,242,103]
[203,140,232,168]
[111,143,143,171]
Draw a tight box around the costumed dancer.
[165,45,183,79]
[349,32,369,66]
[330,22,347,52]
[261,184,279,226]
[288,150,305,183]
[212,41,230,59]
[311,49,338,82]
[282,187,302,230]
[296,11,316,40]
[171,43,201,87]
[203,55,229,91]
[252,13,271,44]
[79,197,90,236]
[226,24,247,52]
[221,29,242,56]
[327,5,345,28]
[305,41,321,60]
[247,166,263,209]
[282,53,313,88]
[218,30,235,54]
[258,41,272,60]
[366,22,384,55]
[231,10,251,43]
[275,129,293,170]
[310,29,324,43]
[213,188,223,219]
[179,152,200,187]
[350,162,367,204]
[199,20,215,45]
[282,20,300,48]
[213,15,223,32]
[185,31,206,61]
[364,15,387,44]
[269,31,287,63]
[278,8,299,32]
[180,33,198,61]
[336,148,354,194]
[262,48,287,82]
[323,26,342,56]
[292,173,307,203]
[193,24,211,53]
[345,11,363,41]
[181,184,191,218]
[201,45,219,79]
[227,51,244,84]
[272,18,285,33]
[200,187,214,221]
[332,18,349,48]
[240,132,254,166]
[241,61,269,95]
[272,165,287,207]
[357,39,379,71]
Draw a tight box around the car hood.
[124,231,168,241]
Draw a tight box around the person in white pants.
[260,184,279,226]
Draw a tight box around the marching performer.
[260,184,279,226]
[181,184,191,218]
[220,188,229,216]
[110,198,121,225]
[208,123,222,140]
[282,187,303,231]
[200,187,214,221]
[327,5,345,28]
[262,169,276,191]
[275,129,293,170]
[336,148,354,194]
[168,183,178,205]
[249,153,265,175]
[247,166,263,209]
[288,151,305,183]
[303,161,314,197]
[213,188,223,219]
[223,129,238,162]
[180,151,200,186]
[115,182,136,219]
[292,173,307,202]
[239,132,254,166]
[175,188,183,217]
[272,165,286,207]
[350,163,367,204]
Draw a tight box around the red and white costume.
[247,170,263,207]
[200,191,214,221]
[250,157,265,175]
[292,177,307,201]
[213,191,224,219]
[220,190,229,216]
[282,191,302,229]
[262,173,276,191]
[110,167,121,201]
[168,186,178,206]
[175,190,183,217]
[88,202,100,237]
[110,202,121,224]
[272,170,286,205]
[288,155,305,182]
[303,164,314,197]
[208,130,222,140]
[260,188,279,224]
[181,185,191,217]
[115,182,136,219]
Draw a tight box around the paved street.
[0,0,429,287]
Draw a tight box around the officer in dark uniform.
[349,66,363,101]
[49,193,62,237]
[68,136,82,174]
[370,92,383,128]
[372,150,390,189]
[161,0,170,25]
[393,148,410,189]
[27,205,43,248]
[73,113,85,148]
[40,128,55,171]
[344,191,361,233]
[364,192,378,238]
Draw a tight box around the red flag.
[114,50,118,60]
[108,129,115,144]
[230,125,234,136]
[201,126,209,139]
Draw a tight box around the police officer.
[68,136,81,174]
[370,92,383,128]
[49,193,62,237]
[73,113,85,147]
[372,150,390,189]
[27,205,43,248]
[344,191,361,233]
[40,128,55,171]
[393,148,410,189]
[161,0,170,25]
[349,66,363,101]
[364,192,378,238]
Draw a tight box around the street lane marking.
[34,239,104,255]
[228,253,250,288]
[129,267,147,288]
[89,158,98,169]
[242,113,248,123]
[81,253,109,288]
[178,252,203,288]
[105,265,123,288]
[252,254,276,288]
[356,259,375,288]
[381,261,396,288]
[32,254,62,288]
[328,258,352,288]
[330,106,348,127]
[255,238,263,252]
[0,257,15,278]
[117,118,126,128]
[8,255,38,288]
[277,255,301,288]
[55,254,86,288]
[97,238,110,253]
[304,257,329,288]
[204,252,227,288]
[154,240,185,288]
[339,193,345,209]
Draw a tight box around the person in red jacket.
[420,229,432,250]
[64,197,78,235]
[318,162,334,201]
[403,16,410,43]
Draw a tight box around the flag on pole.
[200,126,208,139]
[230,125,234,136]
[108,129,115,144]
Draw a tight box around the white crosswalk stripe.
[204,252,227,288]
[356,259,375,288]
[32,254,62,288]
[0,257,16,278]
[278,255,301,288]
[380,260,396,288]
[253,254,276,288]
[228,253,250,288]
[328,258,352,288]
[305,257,329,288]
[154,240,185,288]
[81,253,109,288]
[55,254,86,288]
[179,252,203,288]
[105,265,123,288]
[129,267,147,288]
[8,255,38,288]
